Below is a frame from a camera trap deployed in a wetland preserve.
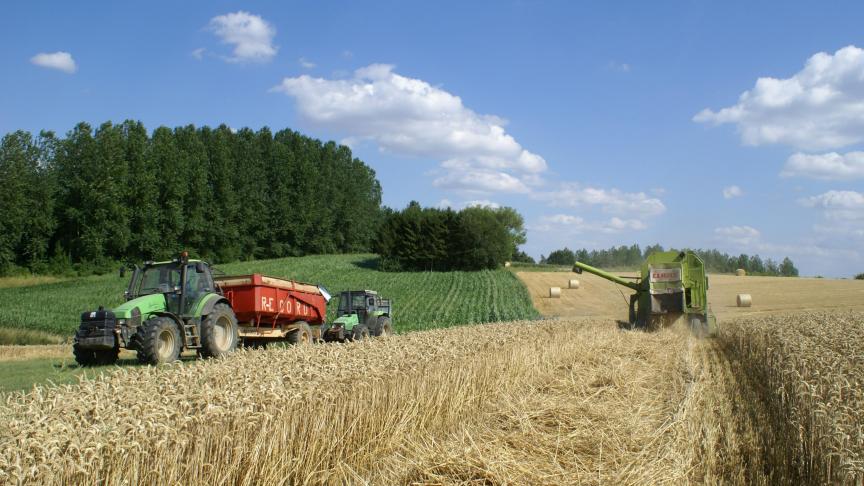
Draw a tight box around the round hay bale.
[736,268,746,276]
[736,293,752,307]
[549,287,562,298]
[568,279,580,289]
[504,261,512,268]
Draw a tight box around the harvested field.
[3,311,861,485]
[518,271,864,319]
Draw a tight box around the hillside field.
[0,254,539,341]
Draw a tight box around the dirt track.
[517,271,864,320]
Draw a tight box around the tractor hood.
[333,314,359,328]
[113,294,167,319]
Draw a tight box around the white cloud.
[437,199,501,210]
[191,48,206,60]
[208,11,277,63]
[607,61,631,73]
[533,183,666,217]
[272,64,546,194]
[531,214,646,233]
[464,199,501,209]
[432,169,529,194]
[694,45,864,150]
[722,185,743,199]
[299,57,315,69]
[714,225,761,245]
[781,152,864,180]
[30,51,77,73]
[801,190,864,221]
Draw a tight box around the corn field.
[0,254,539,339]
[1,311,862,484]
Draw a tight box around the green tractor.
[322,290,393,342]
[73,252,238,366]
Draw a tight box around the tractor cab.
[325,290,393,341]
[123,257,216,315]
[337,290,387,320]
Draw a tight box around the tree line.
[541,244,799,276]
[374,202,526,271]
[0,121,382,276]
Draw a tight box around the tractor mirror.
[195,262,206,273]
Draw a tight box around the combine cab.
[323,290,393,342]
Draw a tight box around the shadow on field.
[351,257,381,270]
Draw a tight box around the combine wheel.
[373,317,393,337]
[200,303,239,358]
[351,324,370,341]
[288,321,313,345]
[135,317,182,365]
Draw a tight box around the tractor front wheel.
[200,303,239,358]
[73,344,119,366]
[135,317,182,365]
[351,324,370,341]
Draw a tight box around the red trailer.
[215,274,330,345]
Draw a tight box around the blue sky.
[2,1,864,277]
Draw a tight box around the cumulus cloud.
[437,199,501,210]
[722,185,743,199]
[533,183,666,217]
[298,57,315,69]
[801,190,864,221]
[782,152,864,180]
[714,225,761,245]
[272,64,546,194]
[209,11,277,63]
[694,45,864,151]
[531,214,646,234]
[30,51,77,73]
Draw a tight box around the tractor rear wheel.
[373,317,393,337]
[136,317,182,365]
[200,303,239,358]
[288,321,313,345]
[351,324,370,341]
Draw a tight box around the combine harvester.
[73,252,344,365]
[572,250,718,337]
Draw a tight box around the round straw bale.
[736,293,752,307]
[736,268,746,276]
[568,279,580,289]
[504,261,512,268]
[549,287,561,298]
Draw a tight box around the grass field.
[0,254,539,342]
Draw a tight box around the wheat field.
[2,310,860,485]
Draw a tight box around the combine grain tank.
[215,274,331,345]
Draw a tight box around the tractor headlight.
[117,319,126,326]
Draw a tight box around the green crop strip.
[0,254,540,339]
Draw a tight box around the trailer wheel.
[351,324,370,341]
[288,321,312,345]
[200,303,239,358]
[374,317,393,337]
[136,317,182,365]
